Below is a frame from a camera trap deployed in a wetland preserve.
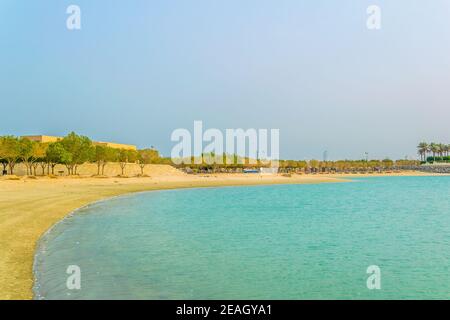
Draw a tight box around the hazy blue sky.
[1,0,449,160]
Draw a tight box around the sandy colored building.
[92,141,137,151]
[22,135,137,151]
[22,135,61,143]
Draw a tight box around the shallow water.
[34,176,450,299]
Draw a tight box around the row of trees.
[280,159,418,173]
[0,133,161,176]
[174,153,420,173]
[417,142,450,162]
[1,133,433,176]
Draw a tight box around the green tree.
[309,159,319,173]
[93,145,117,176]
[0,157,7,173]
[382,158,394,169]
[0,136,20,174]
[429,143,440,162]
[33,143,49,175]
[0,138,7,173]
[137,148,160,175]
[438,143,446,157]
[117,149,138,176]
[18,138,38,175]
[60,132,94,175]
[417,142,428,162]
[46,142,72,175]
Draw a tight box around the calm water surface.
[34,176,450,299]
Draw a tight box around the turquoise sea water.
[34,177,450,299]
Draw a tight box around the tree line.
[0,132,162,176]
[1,132,429,176]
[174,154,420,174]
[417,142,450,162]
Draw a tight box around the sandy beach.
[0,166,438,300]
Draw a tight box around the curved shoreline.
[0,172,441,299]
[1,173,351,300]
[33,179,358,299]
[32,193,129,299]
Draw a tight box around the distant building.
[22,135,137,151]
[93,141,137,151]
[23,135,61,143]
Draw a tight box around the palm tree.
[417,142,428,162]
[441,144,450,158]
[438,143,446,158]
[429,143,440,162]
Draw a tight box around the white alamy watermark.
[171,121,279,168]
[66,5,81,30]
[366,5,381,30]
[366,265,381,290]
[66,265,81,290]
